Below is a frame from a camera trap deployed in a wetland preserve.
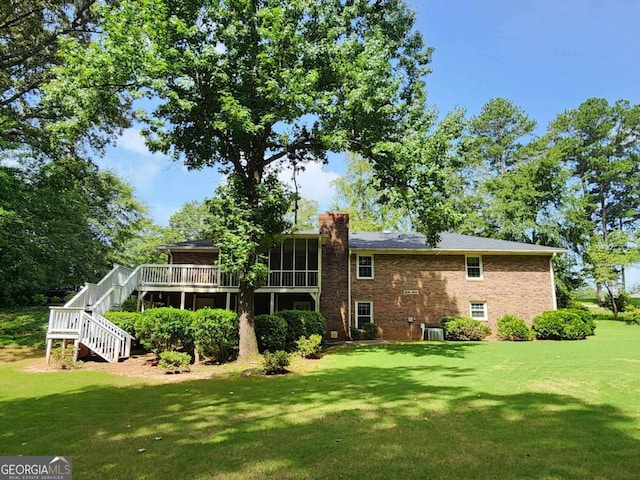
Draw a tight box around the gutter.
[348,248,352,339]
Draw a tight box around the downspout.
[348,248,352,339]
[550,253,558,310]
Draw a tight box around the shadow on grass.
[1,362,638,479]
[325,341,483,359]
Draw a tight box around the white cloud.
[117,128,153,155]
[278,162,340,212]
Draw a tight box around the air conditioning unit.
[424,327,444,341]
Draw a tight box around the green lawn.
[1,320,639,479]
[0,306,49,346]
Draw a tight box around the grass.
[0,306,49,347]
[1,316,640,479]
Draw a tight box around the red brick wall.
[350,254,554,340]
[319,214,350,339]
[170,251,218,265]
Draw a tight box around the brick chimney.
[319,213,350,340]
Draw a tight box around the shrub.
[104,311,141,337]
[442,317,491,341]
[497,315,534,341]
[439,316,458,328]
[532,310,591,340]
[192,308,238,363]
[158,351,191,373]
[621,308,640,325]
[254,314,287,353]
[50,344,77,369]
[362,322,378,340]
[296,334,323,359]
[562,308,596,336]
[275,310,327,351]
[350,328,363,340]
[262,350,290,375]
[134,307,195,353]
[602,291,631,313]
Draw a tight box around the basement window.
[470,302,488,321]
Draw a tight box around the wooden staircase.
[46,265,138,363]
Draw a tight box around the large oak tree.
[65,0,461,358]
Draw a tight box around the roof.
[349,232,566,254]
[157,232,566,255]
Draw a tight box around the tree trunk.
[596,283,605,304]
[237,279,259,360]
[604,282,618,319]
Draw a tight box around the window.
[355,301,373,328]
[292,301,311,311]
[357,255,374,279]
[466,255,483,279]
[470,302,488,320]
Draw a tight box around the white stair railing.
[47,264,139,363]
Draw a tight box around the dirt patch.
[21,351,323,383]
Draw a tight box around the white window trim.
[469,301,488,321]
[356,254,374,280]
[465,255,484,280]
[355,300,374,329]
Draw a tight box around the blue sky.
[97,0,640,285]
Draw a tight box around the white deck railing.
[138,264,223,286]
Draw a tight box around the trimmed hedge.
[532,310,591,340]
[192,308,238,362]
[497,315,534,341]
[103,311,140,337]
[134,307,195,353]
[441,316,491,341]
[255,314,287,353]
[275,310,326,351]
[562,308,596,336]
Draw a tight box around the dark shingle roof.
[349,232,565,254]
[158,232,565,254]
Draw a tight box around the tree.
[169,201,212,241]
[0,0,131,156]
[464,97,536,175]
[456,98,567,244]
[0,159,146,305]
[331,153,411,231]
[288,197,319,232]
[586,231,640,317]
[549,98,640,298]
[70,0,441,358]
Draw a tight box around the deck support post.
[45,339,53,364]
[226,292,231,310]
[72,339,80,363]
[270,293,275,314]
[180,291,186,310]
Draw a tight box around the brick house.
[47,212,565,362]
[146,213,564,340]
